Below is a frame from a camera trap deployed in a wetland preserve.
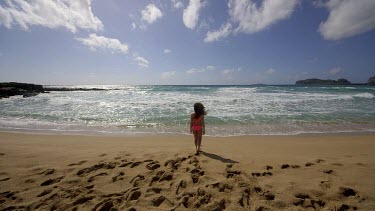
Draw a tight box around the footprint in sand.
[150,195,173,207]
[73,196,95,205]
[180,189,214,209]
[93,200,115,211]
[315,159,325,163]
[281,164,300,169]
[340,187,357,197]
[130,174,145,187]
[190,167,205,183]
[323,169,334,174]
[68,160,87,166]
[206,182,233,193]
[112,172,125,182]
[146,161,161,170]
[165,156,187,170]
[293,193,326,209]
[149,170,165,186]
[36,189,53,197]
[252,172,273,177]
[76,162,116,176]
[25,178,36,184]
[119,161,132,167]
[238,188,250,208]
[305,162,315,167]
[39,169,55,175]
[226,169,241,178]
[40,176,64,186]
[320,180,332,190]
[261,191,275,201]
[0,191,19,200]
[146,187,163,196]
[88,172,108,182]
[130,161,143,168]
[0,177,10,182]
[175,180,187,195]
[337,204,358,211]
[281,164,290,169]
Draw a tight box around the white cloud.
[172,0,184,9]
[0,0,103,32]
[161,71,176,79]
[76,34,129,54]
[265,68,276,75]
[222,69,235,75]
[132,22,136,30]
[186,68,203,74]
[186,66,214,74]
[164,49,172,54]
[328,67,342,75]
[319,0,375,40]
[206,65,215,70]
[183,0,204,29]
[204,22,232,42]
[141,4,163,24]
[228,0,299,34]
[134,56,149,68]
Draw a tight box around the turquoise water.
[0,85,375,136]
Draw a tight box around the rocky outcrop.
[0,82,44,99]
[0,82,111,99]
[296,78,351,85]
[368,76,375,86]
[43,87,106,91]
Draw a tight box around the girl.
[190,102,206,155]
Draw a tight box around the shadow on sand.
[201,151,238,164]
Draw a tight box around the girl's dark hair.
[194,102,206,119]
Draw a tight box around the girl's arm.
[202,116,205,135]
[190,114,193,133]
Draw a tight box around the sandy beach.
[0,132,374,210]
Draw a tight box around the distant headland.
[296,76,375,86]
[296,78,351,85]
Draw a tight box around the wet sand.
[0,132,374,210]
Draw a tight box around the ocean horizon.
[1,84,374,137]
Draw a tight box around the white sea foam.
[353,93,374,98]
[1,85,374,136]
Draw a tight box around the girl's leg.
[197,130,203,153]
[193,130,198,152]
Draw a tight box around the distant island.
[296,76,375,86]
[296,78,351,85]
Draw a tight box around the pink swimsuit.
[191,116,203,131]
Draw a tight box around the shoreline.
[1,131,374,210]
[1,127,375,138]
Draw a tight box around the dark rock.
[368,76,375,86]
[0,82,44,99]
[296,78,351,85]
[43,87,106,91]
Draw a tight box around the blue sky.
[0,0,374,85]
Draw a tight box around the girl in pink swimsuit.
[190,102,206,155]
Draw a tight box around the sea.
[0,85,375,136]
